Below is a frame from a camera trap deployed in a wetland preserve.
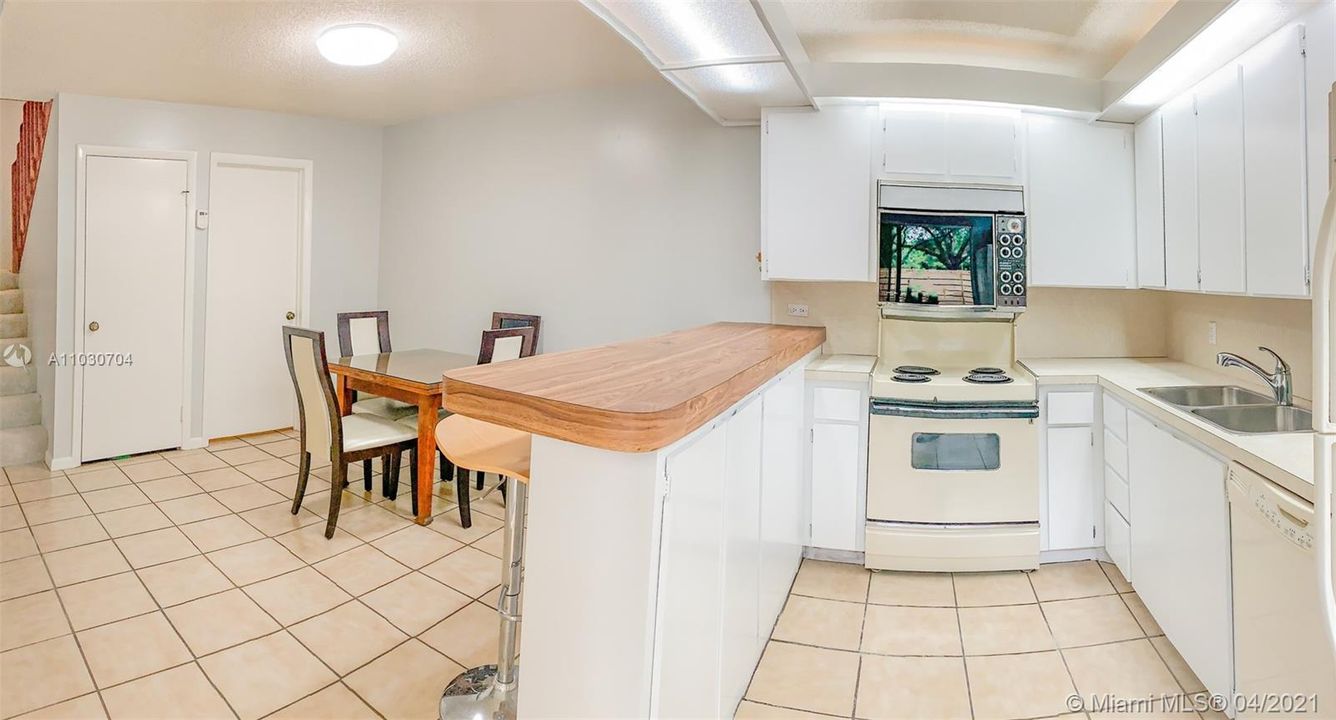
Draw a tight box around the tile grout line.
[951,572,977,720]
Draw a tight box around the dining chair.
[336,310,457,493]
[453,325,538,519]
[283,326,418,539]
[490,312,542,351]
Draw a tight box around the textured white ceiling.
[0,0,660,126]
[784,0,1176,79]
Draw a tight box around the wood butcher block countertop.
[442,322,826,453]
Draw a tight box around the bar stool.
[434,414,531,720]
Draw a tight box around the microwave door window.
[880,213,995,307]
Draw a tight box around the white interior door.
[81,154,190,461]
[203,155,307,439]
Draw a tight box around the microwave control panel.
[994,215,1027,310]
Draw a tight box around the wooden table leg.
[334,374,353,416]
[414,394,441,525]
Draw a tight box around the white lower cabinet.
[1127,411,1233,703]
[806,380,869,553]
[652,363,808,718]
[1040,388,1100,551]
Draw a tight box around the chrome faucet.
[1217,346,1293,406]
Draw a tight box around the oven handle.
[870,400,1039,420]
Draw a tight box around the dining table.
[329,348,476,525]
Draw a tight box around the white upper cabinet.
[1024,115,1136,288]
[1161,93,1200,292]
[1134,111,1166,288]
[881,105,1021,184]
[761,106,875,282]
[1241,25,1310,297]
[1195,64,1247,294]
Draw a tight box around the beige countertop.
[1021,357,1314,502]
[806,354,876,382]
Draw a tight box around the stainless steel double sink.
[1140,385,1312,434]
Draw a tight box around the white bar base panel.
[864,521,1040,572]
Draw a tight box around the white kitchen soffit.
[580,0,812,125]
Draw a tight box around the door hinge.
[661,467,671,500]
[810,428,815,444]
[1092,525,1097,539]
[1090,430,1095,447]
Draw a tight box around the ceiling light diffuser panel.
[669,62,808,123]
[581,0,811,124]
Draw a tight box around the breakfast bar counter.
[442,321,826,451]
[440,321,825,718]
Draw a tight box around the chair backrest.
[478,326,536,365]
[283,326,341,460]
[490,312,541,350]
[336,311,391,357]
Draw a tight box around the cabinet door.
[1128,416,1233,701]
[1162,93,1200,291]
[1195,64,1247,294]
[653,424,727,718]
[1134,111,1167,288]
[720,401,763,716]
[1025,115,1135,288]
[882,106,948,177]
[1242,25,1309,297]
[810,422,862,552]
[1046,426,1097,550]
[759,370,805,635]
[947,112,1020,181]
[762,107,875,281]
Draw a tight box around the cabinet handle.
[88,321,99,332]
[285,312,295,321]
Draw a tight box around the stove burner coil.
[891,373,932,383]
[963,373,1014,384]
[970,367,1005,375]
[893,365,939,376]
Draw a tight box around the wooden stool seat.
[435,415,531,484]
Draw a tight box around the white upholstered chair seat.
[342,414,417,453]
[352,396,418,421]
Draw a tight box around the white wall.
[39,93,382,467]
[377,80,769,354]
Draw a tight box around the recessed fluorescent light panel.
[1118,0,1286,111]
[317,24,399,67]
[581,0,811,124]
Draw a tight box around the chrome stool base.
[439,665,518,720]
[440,476,526,720]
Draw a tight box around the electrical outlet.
[1208,321,1217,346]
[787,304,809,318]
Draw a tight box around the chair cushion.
[342,414,416,453]
[397,409,450,429]
[351,396,418,421]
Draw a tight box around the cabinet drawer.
[1104,429,1128,479]
[1047,391,1095,425]
[812,387,863,423]
[1103,394,1128,440]
[1105,501,1131,582]
[1105,465,1130,520]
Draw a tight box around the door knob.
[285,312,295,321]
[88,321,99,332]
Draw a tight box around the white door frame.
[73,145,198,461]
[203,152,313,437]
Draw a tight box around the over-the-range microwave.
[877,182,1028,315]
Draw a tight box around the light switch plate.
[787,304,809,318]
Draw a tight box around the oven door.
[867,402,1038,524]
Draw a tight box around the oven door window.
[880,212,995,306]
[911,433,1001,471]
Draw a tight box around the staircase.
[0,270,45,466]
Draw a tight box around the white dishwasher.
[1229,462,1336,718]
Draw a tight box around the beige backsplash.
[1164,291,1313,402]
[769,283,1314,401]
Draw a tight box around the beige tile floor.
[0,431,510,720]
[3,434,1221,720]
[739,558,1227,720]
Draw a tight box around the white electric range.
[865,316,1040,572]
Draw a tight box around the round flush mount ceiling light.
[317,24,398,66]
